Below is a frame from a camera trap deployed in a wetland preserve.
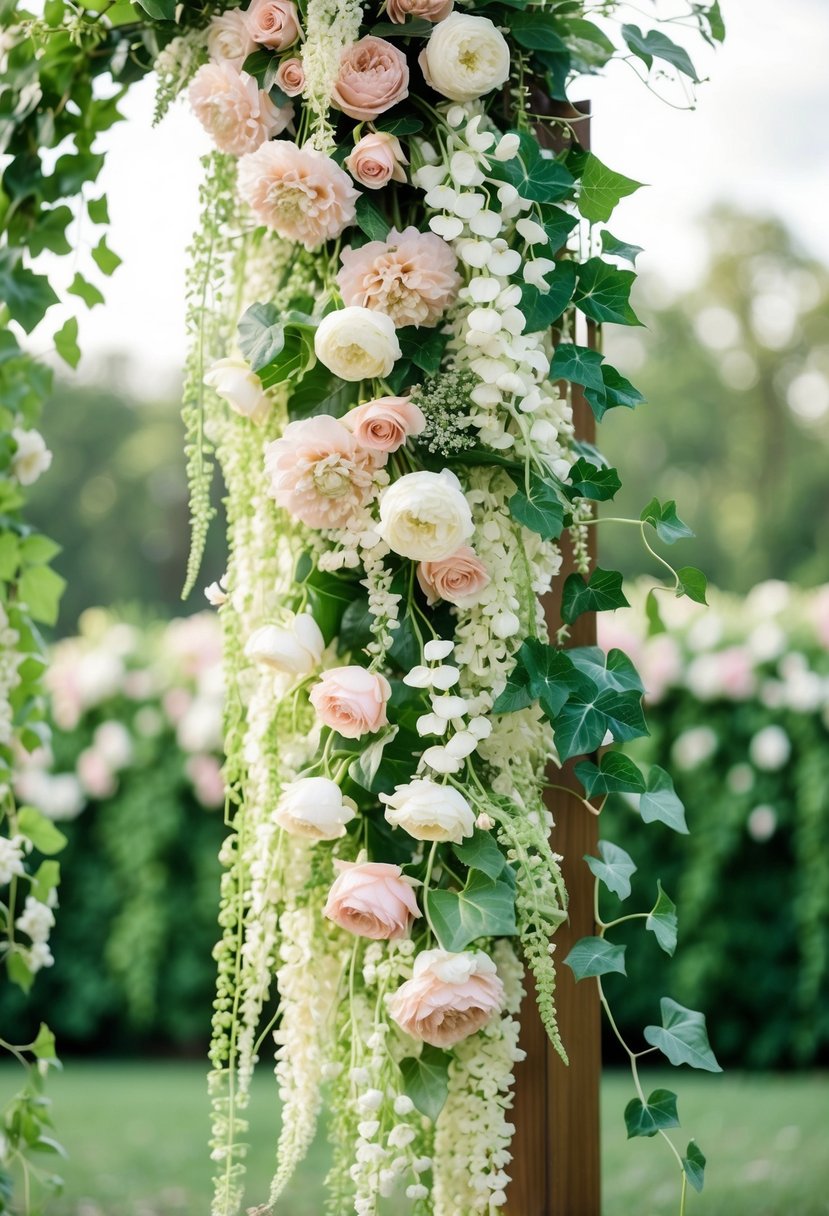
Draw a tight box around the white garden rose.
[314,307,401,381]
[274,777,357,840]
[377,469,473,561]
[204,357,271,424]
[380,778,475,843]
[419,13,510,102]
[244,614,324,675]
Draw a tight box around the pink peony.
[417,545,490,608]
[188,62,292,157]
[387,0,452,21]
[324,860,421,940]
[244,0,301,49]
[207,10,256,69]
[345,132,408,190]
[337,227,460,328]
[275,56,305,96]
[343,396,425,454]
[264,415,377,529]
[387,948,504,1047]
[309,666,391,737]
[238,142,359,249]
[331,36,410,121]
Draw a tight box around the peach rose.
[343,396,425,454]
[387,948,504,1047]
[207,10,256,69]
[337,227,460,328]
[189,62,292,157]
[331,36,410,122]
[244,0,301,49]
[387,0,453,22]
[264,415,376,530]
[324,860,421,940]
[345,132,408,190]
[417,545,490,608]
[275,56,305,96]
[309,666,391,738]
[238,142,359,249]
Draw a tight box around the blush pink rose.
[324,860,421,940]
[244,0,301,49]
[417,545,490,608]
[343,396,425,454]
[387,0,452,21]
[337,227,460,328]
[189,62,292,157]
[275,56,305,96]
[309,666,391,738]
[238,142,359,249]
[331,36,410,121]
[264,415,377,529]
[345,132,408,190]
[387,948,504,1047]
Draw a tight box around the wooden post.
[506,102,601,1216]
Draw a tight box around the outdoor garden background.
[2,0,828,1213]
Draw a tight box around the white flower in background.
[274,777,357,840]
[727,763,755,794]
[14,770,84,821]
[419,14,510,102]
[204,357,271,424]
[204,575,228,607]
[93,720,133,771]
[377,470,473,561]
[749,725,791,771]
[0,835,26,886]
[16,895,55,943]
[747,805,777,842]
[314,307,401,381]
[381,778,475,843]
[671,725,718,771]
[244,615,324,675]
[25,941,54,974]
[11,428,52,486]
[177,697,223,754]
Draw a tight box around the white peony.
[419,14,510,102]
[11,428,52,486]
[381,778,475,843]
[274,777,357,840]
[314,307,401,382]
[244,614,325,675]
[377,469,473,561]
[204,357,271,424]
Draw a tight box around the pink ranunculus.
[417,545,490,608]
[331,36,410,122]
[244,0,301,49]
[188,62,292,157]
[324,860,421,940]
[309,666,391,738]
[387,0,453,22]
[345,132,408,190]
[387,948,504,1047]
[337,227,460,328]
[343,396,425,454]
[264,415,377,530]
[207,10,256,69]
[238,142,359,249]
[275,56,305,96]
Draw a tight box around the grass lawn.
[3,1062,828,1215]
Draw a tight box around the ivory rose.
[243,614,324,674]
[387,948,505,1047]
[314,307,401,382]
[309,666,391,738]
[264,415,377,529]
[207,10,256,68]
[189,62,292,157]
[419,13,510,102]
[244,0,301,49]
[331,36,409,121]
[387,0,452,23]
[238,142,359,249]
[275,56,305,96]
[337,228,460,328]
[345,132,408,190]
[343,397,425,454]
[324,860,421,939]
[381,778,475,843]
[377,469,473,562]
[274,777,357,840]
[417,545,490,608]
[204,357,270,424]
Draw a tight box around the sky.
[56,0,829,392]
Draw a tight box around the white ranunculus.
[11,428,52,486]
[381,778,475,843]
[377,470,473,561]
[244,614,324,675]
[274,777,357,840]
[204,357,271,424]
[314,307,401,382]
[419,14,510,102]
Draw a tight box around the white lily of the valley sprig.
[403,640,492,775]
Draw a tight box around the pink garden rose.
[264,415,377,529]
[324,860,421,940]
[345,132,408,190]
[387,948,504,1047]
[189,62,292,157]
[309,666,391,738]
[331,37,410,121]
[417,545,490,608]
[238,142,359,249]
[244,0,301,49]
[337,227,460,328]
[387,0,453,22]
[275,56,305,96]
[207,10,256,69]
[343,396,425,454]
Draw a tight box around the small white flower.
[491,611,520,639]
[0,835,26,887]
[445,731,478,758]
[407,1184,429,1200]
[488,247,522,276]
[421,745,464,774]
[431,695,468,719]
[468,716,492,740]
[431,665,461,690]
[16,896,55,944]
[475,812,495,831]
[749,725,791,771]
[469,209,501,239]
[450,150,478,185]
[416,712,446,737]
[403,665,433,688]
[358,1120,380,1140]
[516,217,549,245]
[468,277,500,304]
[357,1088,384,1113]
[388,1124,417,1148]
[457,239,493,269]
[393,1094,415,1116]
[11,428,52,486]
[429,214,464,240]
[204,575,228,606]
[425,185,458,210]
[494,132,521,161]
[424,639,455,661]
[453,192,486,219]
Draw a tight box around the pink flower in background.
[686,646,756,701]
[164,615,224,676]
[387,948,504,1047]
[186,754,225,808]
[387,0,452,22]
[337,227,460,328]
[310,666,391,737]
[264,415,377,529]
[417,545,490,608]
[189,62,292,157]
[275,56,305,96]
[207,10,256,68]
[163,687,192,725]
[345,132,407,190]
[244,0,301,49]
[77,748,116,800]
[596,614,645,670]
[238,142,359,249]
[813,586,829,649]
[331,37,409,121]
[343,397,425,454]
[324,860,421,940]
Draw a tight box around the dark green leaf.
[575,752,646,797]
[639,765,688,833]
[453,829,506,880]
[551,342,606,394]
[365,729,420,795]
[683,1141,707,1192]
[135,0,175,18]
[578,152,643,223]
[574,258,641,326]
[492,655,534,715]
[505,638,573,720]
[564,935,626,980]
[562,567,629,623]
[569,646,644,694]
[568,456,621,501]
[646,881,678,956]
[624,1088,680,1139]
[374,114,424,136]
[400,1046,450,1122]
[584,840,636,901]
[238,302,285,372]
[349,726,399,790]
[541,206,579,252]
[600,230,643,264]
[640,497,695,544]
[509,473,565,540]
[398,326,448,376]
[644,999,722,1072]
[622,24,700,81]
[27,206,73,257]
[677,566,708,605]
[509,11,567,52]
[429,871,517,951]
[520,260,576,331]
[338,596,373,655]
[370,17,433,37]
[355,193,391,241]
[584,365,645,421]
[0,255,59,333]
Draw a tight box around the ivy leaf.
[429,871,517,952]
[370,17,433,37]
[551,342,605,394]
[508,473,565,540]
[17,807,68,856]
[509,11,567,52]
[87,195,109,225]
[646,881,678,956]
[0,253,59,333]
[30,860,60,904]
[288,366,355,421]
[18,565,66,626]
[542,206,579,252]
[374,114,424,136]
[577,152,643,223]
[640,497,695,544]
[600,230,643,265]
[554,681,647,761]
[68,272,104,309]
[519,260,577,332]
[622,24,701,82]
[575,752,646,797]
[645,590,666,637]
[492,135,574,204]
[574,258,641,326]
[644,999,722,1072]
[301,567,358,643]
[584,365,645,421]
[53,317,80,369]
[400,1046,450,1122]
[8,953,34,994]
[564,936,626,981]
[134,0,175,18]
[27,205,73,257]
[355,193,390,241]
[237,302,285,372]
[453,830,505,880]
[677,566,708,605]
[639,765,688,833]
[492,656,534,715]
[398,326,448,376]
[683,1141,707,1193]
[561,567,629,624]
[349,726,399,791]
[569,646,644,695]
[585,840,636,901]
[91,236,122,277]
[624,1089,680,1139]
[567,456,621,501]
[0,535,20,580]
[31,1022,58,1062]
[505,638,573,720]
